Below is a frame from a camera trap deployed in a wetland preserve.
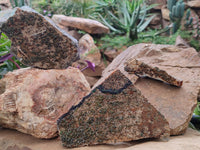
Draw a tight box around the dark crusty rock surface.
[0,6,79,69]
[124,58,183,87]
[57,70,170,148]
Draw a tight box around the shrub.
[0,32,24,78]
[91,0,156,40]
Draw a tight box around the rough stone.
[187,0,200,8]
[85,76,100,88]
[72,34,105,77]
[149,13,162,29]
[78,34,98,57]
[0,0,12,10]
[0,67,91,139]
[56,24,82,40]
[150,13,162,25]
[57,70,170,148]
[161,5,170,21]
[52,15,110,34]
[97,43,199,135]
[0,7,79,69]
[104,49,119,62]
[175,35,190,48]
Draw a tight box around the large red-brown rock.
[57,70,170,148]
[0,6,79,69]
[96,43,199,135]
[52,15,110,34]
[0,67,91,139]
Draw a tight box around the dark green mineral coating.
[57,70,170,148]
[0,6,79,69]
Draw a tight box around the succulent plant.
[184,9,193,28]
[167,0,185,34]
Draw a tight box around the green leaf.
[98,14,121,33]
[137,15,156,32]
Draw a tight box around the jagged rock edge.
[57,80,132,126]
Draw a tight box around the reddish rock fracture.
[57,70,170,148]
[124,58,183,87]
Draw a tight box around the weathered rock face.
[187,0,200,8]
[56,24,82,40]
[52,15,110,34]
[175,35,190,48]
[0,7,79,69]
[0,67,91,139]
[161,5,170,21]
[97,43,199,135]
[58,70,170,148]
[0,0,12,10]
[78,34,98,56]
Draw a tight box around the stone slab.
[94,44,200,135]
[0,128,200,150]
[57,70,170,148]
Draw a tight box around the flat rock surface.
[95,44,200,135]
[0,6,79,69]
[0,128,200,150]
[52,15,109,34]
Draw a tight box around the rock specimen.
[0,0,11,11]
[175,35,190,48]
[0,67,91,139]
[0,6,79,69]
[187,0,200,8]
[57,70,170,148]
[52,15,110,34]
[124,58,183,87]
[97,43,200,135]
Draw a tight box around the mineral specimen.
[0,6,79,69]
[57,70,170,148]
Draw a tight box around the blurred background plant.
[33,0,94,17]
[0,32,25,79]
[9,0,32,8]
[167,0,185,34]
[91,0,156,40]
[190,102,200,131]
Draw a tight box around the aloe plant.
[95,0,155,40]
